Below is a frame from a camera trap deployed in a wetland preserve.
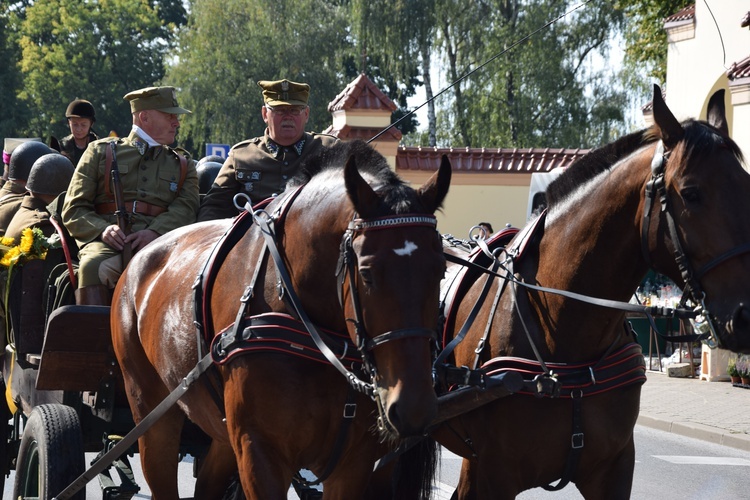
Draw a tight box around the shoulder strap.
[105,143,113,199]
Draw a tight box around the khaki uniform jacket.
[62,130,199,248]
[60,131,99,167]
[197,130,338,221]
[0,181,28,236]
[4,196,54,241]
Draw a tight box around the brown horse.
[111,140,451,499]
[432,86,750,499]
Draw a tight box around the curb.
[637,414,750,453]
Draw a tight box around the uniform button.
[141,165,147,170]
[284,162,289,166]
[139,191,146,197]
[142,176,148,181]
[282,175,288,180]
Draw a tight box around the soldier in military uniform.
[0,140,53,236]
[58,98,99,166]
[197,79,338,221]
[62,86,199,305]
[5,153,75,240]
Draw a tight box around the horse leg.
[320,458,372,500]
[194,439,238,499]
[575,436,635,500]
[137,407,185,500]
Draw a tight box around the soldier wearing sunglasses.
[198,79,338,221]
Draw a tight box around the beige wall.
[398,171,532,237]
[665,1,750,163]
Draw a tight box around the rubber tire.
[13,404,85,500]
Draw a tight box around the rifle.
[107,141,133,267]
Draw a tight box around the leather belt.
[95,201,166,217]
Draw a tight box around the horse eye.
[359,267,373,285]
[681,186,701,205]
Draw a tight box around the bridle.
[334,214,440,432]
[255,203,439,432]
[641,140,750,348]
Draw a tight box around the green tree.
[14,0,183,142]
[167,0,351,157]
[617,0,692,82]
[426,0,627,149]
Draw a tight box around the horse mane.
[545,129,653,208]
[291,139,428,213]
[546,118,745,211]
[676,119,745,165]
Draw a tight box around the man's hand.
[101,225,159,252]
[101,224,127,250]
[125,229,159,252]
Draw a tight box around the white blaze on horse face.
[394,240,418,257]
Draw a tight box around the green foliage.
[616,0,693,82]
[4,0,184,142]
[429,0,627,148]
[166,0,352,156]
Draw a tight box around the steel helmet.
[26,153,75,196]
[8,141,53,181]
[65,99,96,122]
[196,161,222,195]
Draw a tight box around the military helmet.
[65,99,96,121]
[26,153,75,196]
[196,155,225,167]
[196,161,222,195]
[8,141,53,181]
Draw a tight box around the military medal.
[170,181,178,192]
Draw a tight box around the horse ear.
[417,155,452,213]
[706,89,729,135]
[344,154,379,218]
[651,84,684,149]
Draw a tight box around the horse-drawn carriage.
[2,86,750,500]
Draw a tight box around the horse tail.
[391,436,439,500]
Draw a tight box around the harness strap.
[254,210,374,396]
[542,390,584,492]
[48,215,77,290]
[292,387,358,488]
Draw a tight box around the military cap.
[27,153,75,196]
[66,99,96,121]
[257,79,310,106]
[123,86,191,114]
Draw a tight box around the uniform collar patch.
[266,137,306,158]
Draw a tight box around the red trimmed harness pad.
[482,343,646,398]
[211,312,361,369]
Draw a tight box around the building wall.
[398,171,533,236]
[665,1,750,163]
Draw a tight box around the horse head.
[336,151,451,439]
[648,84,750,353]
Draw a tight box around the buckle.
[571,432,584,449]
[343,403,356,419]
[132,200,139,214]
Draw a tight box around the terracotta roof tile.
[322,124,402,141]
[327,74,398,113]
[664,4,695,25]
[727,55,750,81]
[396,146,588,173]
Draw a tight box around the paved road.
[4,424,749,499]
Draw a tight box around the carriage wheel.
[13,404,85,500]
